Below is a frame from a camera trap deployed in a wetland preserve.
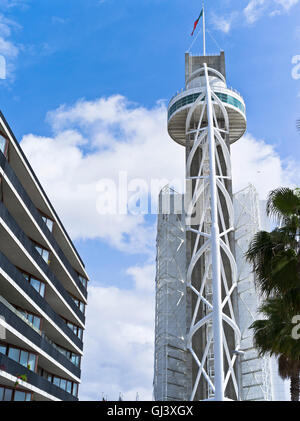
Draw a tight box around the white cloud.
[275,0,298,9]
[0,13,20,80]
[21,95,184,255]
[244,0,299,23]
[231,133,300,198]
[21,96,300,248]
[126,264,155,293]
[79,264,155,401]
[211,12,238,33]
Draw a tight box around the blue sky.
[0,0,299,401]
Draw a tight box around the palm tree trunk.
[290,373,300,401]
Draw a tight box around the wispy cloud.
[244,0,299,24]
[0,0,29,10]
[211,12,238,33]
[0,13,21,80]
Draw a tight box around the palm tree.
[246,187,300,401]
[267,187,300,225]
[251,296,300,401]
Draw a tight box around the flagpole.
[203,2,206,56]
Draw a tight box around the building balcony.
[0,300,81,380]
[0,353,77,401]
[0,151,87,302]
[0,250,83,352]
[0,200,85,328]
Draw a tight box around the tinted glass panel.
[60,379,66,390]
[27,314,33,324]
[46,219,53,232]
[14,391,26,401]
[25,393,31,401]
[66,381,72,394]
[8,347,20,362]
[20,350,29,367]
[0,344,6,355]
[30,278,40,293]
[0,135,6,155]
[53,377,60,386]
[72,383,78,397]
[42,250,49,263]
[0,387,3,400]
[39,282,45,297]
[28,354,36,371]
[32,316,41,330]
[35,246,42,255]
[3,388,12,401]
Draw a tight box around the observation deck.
[167,60,247,146]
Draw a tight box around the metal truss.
[154,187,189,401]
[185,64,241,401]
[234,185,273,401]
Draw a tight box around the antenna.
[203,1,206,56]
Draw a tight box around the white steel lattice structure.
[154,188,189,401]
[234,185,273,401]
[185,64,241,401]
[167,52,247,401]
[154,184,287,401]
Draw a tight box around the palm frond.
[267,187,300,224]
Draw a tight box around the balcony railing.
[0,199,85,325]
[0,300,81,379]
[0,250,83,351]
[0,151,87,299]
[0,353,77,401]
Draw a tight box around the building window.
[71,296,85,314]
[52,342,81,367]
[0,134,8,157]
[32,241,50,264]
[14,390,32,401]
[0,387,12,401]
[0,386,32,401]
[17,307,42,331]
[1,343,37,371]
[77,274,87,289]
[72,383,78,397]
[39,368,78,397]
[65,319,83,340]
[22,272,46,298]
[40,213,54,232]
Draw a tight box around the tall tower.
[167,52,246,401]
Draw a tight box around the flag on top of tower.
[191,8,203,36]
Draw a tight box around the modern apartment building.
[0,112,89,401]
